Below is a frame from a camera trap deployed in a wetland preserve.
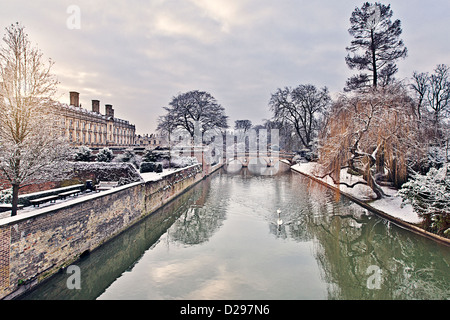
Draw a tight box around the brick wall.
[0,227,10,290]
[0,164,207,299]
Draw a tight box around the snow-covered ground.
[140,168,180,182]
[291,162,422,225]
[0,166,191,220]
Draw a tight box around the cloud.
[0,0,449,134]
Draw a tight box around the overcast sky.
[1,0,449,134]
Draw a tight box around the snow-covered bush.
[140,162,156,173]
[170,156,198,168]
[74,146,92,162]
[117,150,134,162]
[117,150,140,169]
[142,149,157,162]
[143,149,170,163]
[418,146,449,173]
[140,162,163,173]
[0,188,12,204]
[96,148,113,162]
[70,161,142,185]
[399,165,450,237]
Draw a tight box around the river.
[20,168,450,300]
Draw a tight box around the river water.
[21,168,450,300]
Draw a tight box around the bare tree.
[319,84,422,198]
[345,2,407,91]
[410,64,450,143]
[410,71,429,121]
[156,112,178,167]
[0,23,70,216]
[260,119,301,152]
[427,64,450,140]
[161,90,229,140]
[269,84,331,150]
[234,120,252,132]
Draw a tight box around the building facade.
[54,92,136,147]
[135,133,167,148]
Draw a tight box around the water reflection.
[298,179,450,300]
[21,168,450,300]
[169,175,229,246]
[20,176,218,300]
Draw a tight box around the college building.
[54,91,136,147]
[135,133,167,148]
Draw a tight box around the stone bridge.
[224,152,295,167]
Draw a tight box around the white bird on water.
[277,209,283,226]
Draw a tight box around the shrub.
[140,162,163,173]
[70,161,142,185]
[170,156,198,168]
[399,165,450,237]
[117,150,140,169]
[74,146,92,161]
[142,150,158,162]
[118,150,134,162]
[143,149,170,163]
[140,162,156,173]
[96,148,113,162]
[0,188,13,204]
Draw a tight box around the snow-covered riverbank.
[0,166,193,220]
[291,162,422,225]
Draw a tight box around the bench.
[0,204,24,213]
[30,195,58,207]
[58,189,82,200]
[95,181,118,192]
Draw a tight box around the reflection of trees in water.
[301,180,450,300]
[269,173,449,299]
[169,174,230,246]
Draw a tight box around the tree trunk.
[348,152,386,200]
[11,183,20,217]
[371,30,378,88]
[375,146,385,175]
[168,133,172,169]
[365,171,385,200]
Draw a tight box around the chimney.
[70,91,80,107]
[105,104,114,118]
[92,100,100,113]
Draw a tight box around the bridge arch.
[223,153,294,174]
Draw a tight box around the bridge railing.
[223,152,295,159]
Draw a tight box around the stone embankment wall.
[0,164,219,299]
